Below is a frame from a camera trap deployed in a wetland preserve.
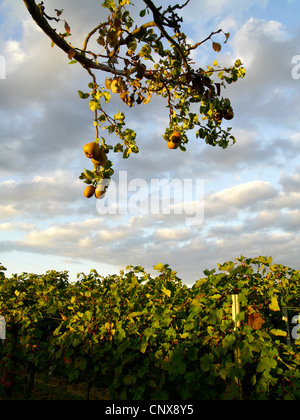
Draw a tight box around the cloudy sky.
[0,0,300,285]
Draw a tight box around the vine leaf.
[269,297,281,312]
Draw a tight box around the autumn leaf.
[55,9,64,17]
[68,48,76,59]
[212,42,221,52]
[153,263,165,271]
[105,78,112,90]
[65,21,71,34]
[161,286,171,298]
[224,32,230,43]
[248,313,264,330]
[270,329,287,337]
[269,297,281,312]
[143,94,152,104]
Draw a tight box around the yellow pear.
[83,185,95,198]
[83,142,100,159]
[170,131,182,144]
[167,141,179,149]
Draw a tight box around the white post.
[0,315,6,341]
[232,294,241,331]
[231,295,242,399]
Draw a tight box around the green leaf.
[124,374,136,385]
[222,334,236,349]
[258,256,272,265]
[84,169,93,181]
[128,311,143,320]
[72,338,81,347]
[83,310,92,322]
[123,148,130,159]
[139,44,152,59]
[200,353,214,372]
[140,339,148,354]
[114,143,123,153]
[211,293,222,300]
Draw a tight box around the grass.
[0,373,109,400]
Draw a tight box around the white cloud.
[153,228,192,241]
[205,181,277,217]
[0,222,35,231]
[0,173,299,284]
[0,205,19,220]
[4,40,27,72]
[182,0,269,24]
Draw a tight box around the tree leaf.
[68,48,76,59]
[78,90,90,99]
[102,0,116,11]
[55,9,64,17]
[143,94,152,104]
[123,148,130,159]
[114,111,125,122]
[140,44,152,58]
[105,78,112,90]
[65,21,71,34]
[224,32,230,43]
[89,99,101,111]
[212,42,221,52]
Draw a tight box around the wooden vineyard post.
[282,308,292,346]
[231,294,242,400]
[0,315,6,342]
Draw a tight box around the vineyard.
[0,257,300,400]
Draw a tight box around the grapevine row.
[0,257,300,399]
